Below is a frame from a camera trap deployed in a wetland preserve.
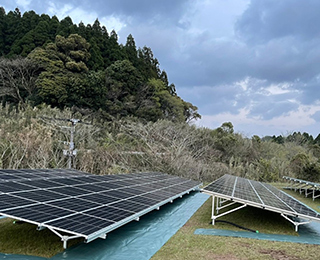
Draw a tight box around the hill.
[0,7,200,123]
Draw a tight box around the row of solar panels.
[2,169,320,248]
[0,169,201,244]
[282,176,320,201]
[283,176,320,188]
[202,174,320,221]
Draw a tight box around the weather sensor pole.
[63,119,80,169]
[41,116,91,169]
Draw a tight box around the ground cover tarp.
[195,220,320,244]
[1,192,209,260]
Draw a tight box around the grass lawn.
[1,183,320,259]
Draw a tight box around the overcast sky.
[2,0,320,137]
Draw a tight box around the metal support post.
[211,196,247,225]
[216,201,237,214]
[211,196,215,225]
[281,214,311,232]
[47,227,82,249]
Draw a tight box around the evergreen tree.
[57,16,75,37]
[92,19,103,38]
[4,8,22,55]
[0,7,6,56]
[77,21,87,38]
[48,16,60,41]
[28,34,91,107]
[124,34,138,66]
[137,46,160,80]
[88,39,104,71]
[108,30,125,63]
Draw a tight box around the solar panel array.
[283,176,320,188]
[202,174,320,220]
[0,169,200,243]
[282,176,320,201]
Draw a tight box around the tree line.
[0,7,200,122]
[265,131,320,146]
[0,103,319,184]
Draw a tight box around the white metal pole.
[211,196,215,225]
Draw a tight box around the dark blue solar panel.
[49,186,91,196]
[48,198,100,212]
[101,190,134,199]
[75,184,107,192]
[14,190,66,202]
[127,196,159,206]
[46,214,114,236]
[109,200,149,213]
[0,194,34,208]
[79,193,118,205]
[0,182,36,193]
[203,174,320,220]
[0,168,201,240]
[85,206,134,222]
[18,179,63,189]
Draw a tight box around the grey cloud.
[298,80,320,105]
[235,0,320,44]
[4,0,192,27]
[249,98,299,120]
[79,0,192,26]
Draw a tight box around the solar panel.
[202,174,320,231]
[283,176,320,201]
[0,168,200,248]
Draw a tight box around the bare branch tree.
[0,57,42,104]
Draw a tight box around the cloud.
[235,0,320,44]
[197,103,320,137]
[85,0,192,25]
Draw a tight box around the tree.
[105,60,142,116]
[183,101,201,123]
[160,70,177,95]
[124,34,138,67]
[92,19,103,37]
[0,57,42,104]
[28,34,90,107]
[146,79,185,122]
[87,39,104,71]
[4,8,22,55]
[137,46,160,80]
[211,122,238,161]
[48,15,60,41]
[12,20,50,57]
[0,8,200,124]
[0,7,7,55]
[272,135,284,144]
[57,16,76,37]
[55,34,90,72]
[107,30,125,63]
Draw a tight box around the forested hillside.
[0,8,320,183]
[0,7,200,122]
